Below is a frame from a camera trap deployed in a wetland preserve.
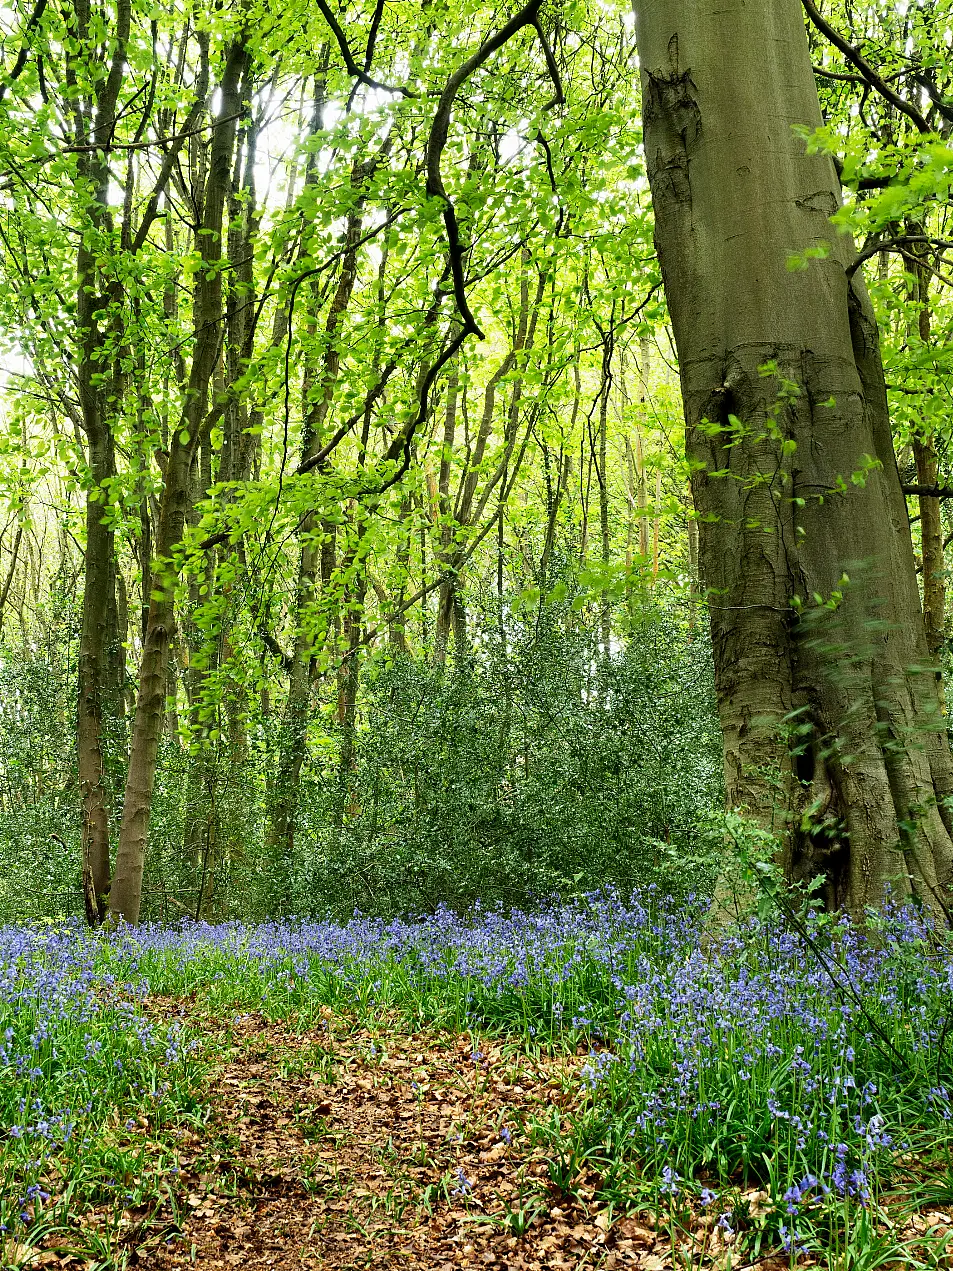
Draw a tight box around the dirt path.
[136,1009,679,1270]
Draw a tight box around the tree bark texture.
[911,256,945,661]
[72,0,132,924]
[915,436,945,659]
[633,0,953,915]
[77,434,114,923]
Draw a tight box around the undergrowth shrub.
[288,599,722,916]
[0,589,720,925]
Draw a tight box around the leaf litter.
[11,1004,793,1270]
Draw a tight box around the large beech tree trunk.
[633,0,953,915]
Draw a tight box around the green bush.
[288,596,723,916]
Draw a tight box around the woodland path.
[102,1009,775,1271]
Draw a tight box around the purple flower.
[453,1168,473,1197]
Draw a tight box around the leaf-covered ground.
[19,1007,788,1271]
[6,897,953,1269]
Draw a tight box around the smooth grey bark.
[633,0,953,915]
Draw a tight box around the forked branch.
[801,0,930,134]
[313,0,414,97]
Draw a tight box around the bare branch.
[312,0,413,97]
[801,0,931,134]
[295,361,399,476]
[847,234,953,278]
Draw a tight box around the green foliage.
[0,581,80,920]
[0,583,721,925]
[285,596,722,917]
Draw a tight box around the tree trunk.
[435,365,460,659]
[70,0,132,925]
[911,253,945,661]
[266,141,370,873]
[598,347,611,655]
[634,0,953,915]
[915,436,945,659]
[110,41,248,924]
[110,441,197,923]
[77,434,114,923]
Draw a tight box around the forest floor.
[6,900,953,1271]
[42,1005,790,1271]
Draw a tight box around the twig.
[812,63,865,84]
[847,234,953,278]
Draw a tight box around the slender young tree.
[109,40,250,924]
[632,0,953,913]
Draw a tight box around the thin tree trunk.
[916,436,945,659]
[598,354,611,654]
[110,41,248,924]
[335,536,366,827]
[634,0,953,915]
[435,364,460,659]
[77,435,114,923]
[911,253,945,661]
[266,123,380,874]
[651,469,662,584]
[687,513,700,631]
[0,524,22,635]
[69,0,132,925]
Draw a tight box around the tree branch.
[532,19,564,109]
[313,0,413,97]
[63,111,240,155]
[0,0,47,102]
[812,63,865,84]
[426,0,549,340]
[847,234,953,278]
[295,361,399,477]
[358,325,470,499]
[914,69,953,127]
[258,626,294,669]
[801,0,931,134]
[902,484,953,499]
